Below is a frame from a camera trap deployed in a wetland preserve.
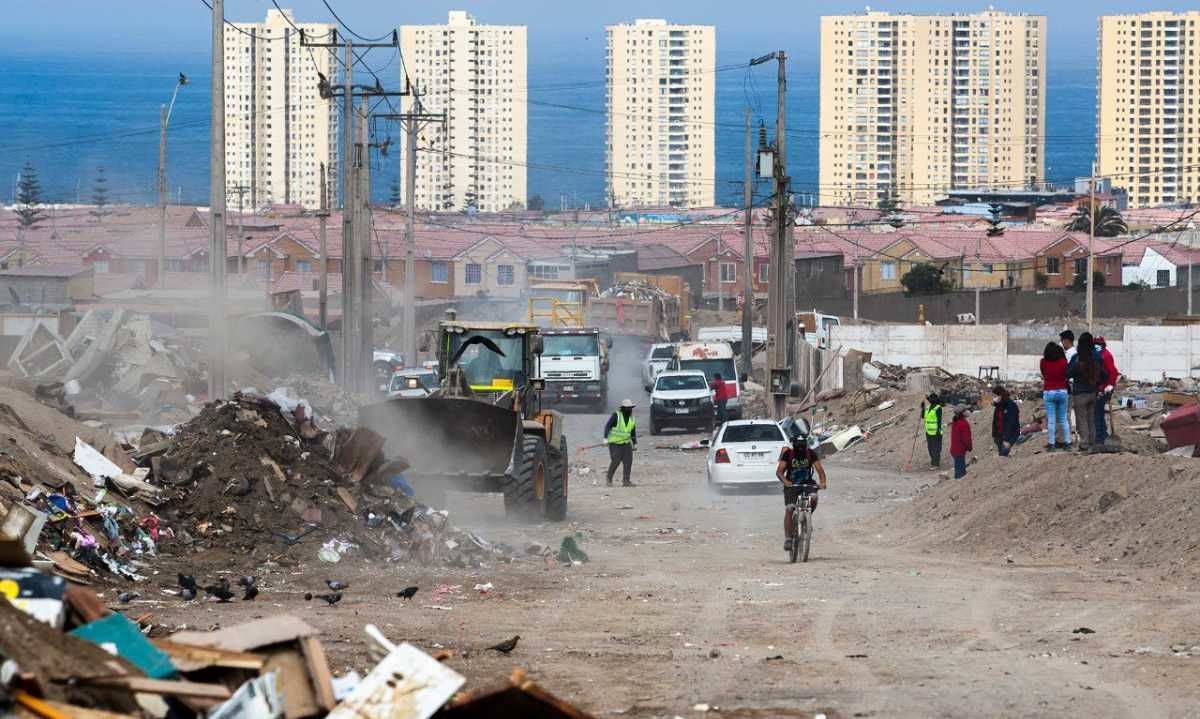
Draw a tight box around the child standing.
[949,406,973,479]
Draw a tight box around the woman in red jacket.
[949,406,973,480]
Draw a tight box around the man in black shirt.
[775,417,828,552]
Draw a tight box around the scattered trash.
[557,535,589,563]
[1072,627,1096,635]
[474,582,494,595]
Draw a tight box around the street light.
[158,73,188,289]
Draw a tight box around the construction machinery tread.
[504,434,547,520]
[545,435,568,521]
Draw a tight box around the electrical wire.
[320,0,393,43]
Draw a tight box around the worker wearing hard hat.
[603,399,638,487]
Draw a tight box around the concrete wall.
[830,322,1199,383]
[799,286,1199,325]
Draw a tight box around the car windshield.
[656,375,708,392]
[721,424,786,443]
[448,330,525,387]
[650,346,674,359]
[392,372,438,391]
[677,358,737,384]
[543,334,599,357]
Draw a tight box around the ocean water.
[0,53,1095,210]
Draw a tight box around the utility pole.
[158,73,187,289]
[715,236,723,313]
[741,107,754,382]
[356,105,373,392]
[852,243,859,320]
[377,98,445,369]
[752,50,792,419]
[230,184,249,277]
[301,29,402,393]
[1086,165,1095,332]
[207,0,227,400]
[318,163,329,330]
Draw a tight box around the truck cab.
[535,327,611,411]
[668,341,742,420]
[797,311,841,350]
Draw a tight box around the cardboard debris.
[328,628,464,719]
[439,668,597,719]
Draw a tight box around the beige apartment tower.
[606,19,715,208]
[224,8,338,209]
[1098,12,1200,208]
[819,11,1046,207]
[399,11,527,213]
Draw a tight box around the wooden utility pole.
[356,105,373,391]
[318,163,329,330]
[207,0,228,400]
[740,107,754,381]
[752,50,792,419]
[1087,165,1095,332]
[377,100,445,368]
[341,39,356,391]
[230,184,249,276]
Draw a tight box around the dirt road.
[146,402,1200,718]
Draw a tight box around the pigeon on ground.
[396,586,419,599]
[325,579,350,591]
[313,592,343,607]
[304,592,313,601]
[242,584,259,601]
[486,635,521,654]
[180,586,197,602]
[178,573,197,592]
[117,591,138,604]
[205,582,234,603]
[237,576,257,588]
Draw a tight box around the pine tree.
[986,202,1005,237]
[90,166,111,222]
[15,161,46,231]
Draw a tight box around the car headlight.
[652,397,665,406]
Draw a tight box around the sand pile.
[863,450,1200,582]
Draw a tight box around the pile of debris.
[1,386,518,588]
[0,564,594,719]
[596,278,677,304]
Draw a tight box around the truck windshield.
[535,288,584,304]
[677,358,737,385]
[657,375,708,391]
[448,330,524,388]
[543,335,599,357]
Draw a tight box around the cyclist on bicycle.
[776,417,828,552]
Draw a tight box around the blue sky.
[5,1,1200,69]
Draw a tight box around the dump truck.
[358,318,569,521]
[586,273,690,341]
[535,326,612,410]
[527,280,598,328]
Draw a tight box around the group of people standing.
[1040,329,1120,452]
[922,384,1021,480]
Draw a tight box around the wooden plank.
[266,648,320,719]
[152,639,265,672]
[82,677,231,701]
[299,636,336,712]
[13,694,137,719]
[1163,391,1197,407]
[336,487,357,514]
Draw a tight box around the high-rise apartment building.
[819,11,1045,207]
[605,19,715,208]
[224,8,338,209]
[399,11,527,213]
[1098,12,1200,208]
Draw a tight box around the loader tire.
[504,435,548,521]
[544,436,568,521]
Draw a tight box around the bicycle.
[788,484,819,563]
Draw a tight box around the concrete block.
[906,371,934,395]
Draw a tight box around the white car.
[706,419,790,491]
[649,370,715,435]
[642,343,675,392]
[387,368,439,398]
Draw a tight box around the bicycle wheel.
[788,507,800,563]
[799,510,812,563]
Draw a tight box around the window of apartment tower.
[497,264,515,286]
[465,263,482,285]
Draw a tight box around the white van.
[668,341,741,420]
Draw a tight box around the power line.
[320,0,392,43]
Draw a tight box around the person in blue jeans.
[1039,342,1070,450]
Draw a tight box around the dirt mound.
[862,450,1200,582]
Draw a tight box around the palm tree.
[1066,202,1128,238]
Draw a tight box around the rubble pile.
[597,278,677,304]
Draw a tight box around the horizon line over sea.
[0,53,1096,211]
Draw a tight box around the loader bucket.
[358,397,520,478]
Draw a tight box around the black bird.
[237,576,257,589]
[243,585,259,601]
[205,581,234,603]
[180,586,197,602]
[396,586,419,600]
[178,573,197,592]
[314,592,342,607]
[325,579,350,591]
[486,635,521,654]
[117,591,138,604]
[304,592,313,601]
